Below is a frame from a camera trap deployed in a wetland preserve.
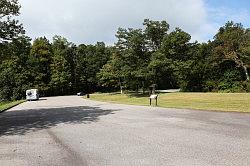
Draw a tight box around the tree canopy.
[0,0,24,42]
[0,2,250,101]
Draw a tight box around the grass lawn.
[89,93,250,113]
[0,100,25,113]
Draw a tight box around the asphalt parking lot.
[0,96,250,166]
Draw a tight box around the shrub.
[242,81,250,92]
[218,81,246,92]
[204,81,218,92]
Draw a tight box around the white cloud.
[20,0,246,44]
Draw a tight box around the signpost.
[149,84,158,106]
[149,94,158,106]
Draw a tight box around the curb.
[0,100,25,113]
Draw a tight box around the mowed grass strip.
[0,100,25,113]
[89,93,250,112]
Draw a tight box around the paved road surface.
[0,96,250,166]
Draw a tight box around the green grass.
[89,93,250,113]
[0,100,25,113]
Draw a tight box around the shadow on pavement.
[0,106,116,136]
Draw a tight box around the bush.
[204,81,218,92]
[242,81,250,92]
[218,81,246,93]
[247,82,250,92]
[216,69,247,92]
[0,87,12,101]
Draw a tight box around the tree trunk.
[120,87,123,94]
[243,65,249,81]
[142,81,145,94]
[136,84,139,94]
[119,77,123,94]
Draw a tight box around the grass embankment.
[89,93,250,113]
[0,100,25,113]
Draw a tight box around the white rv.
[26,89,39,101]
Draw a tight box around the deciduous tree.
[0,0,24,42]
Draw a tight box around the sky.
[18,0,250,45]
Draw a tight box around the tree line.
[0,0,249,101]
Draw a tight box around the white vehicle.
[26,89,39,101]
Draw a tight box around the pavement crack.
[46,129,87,166]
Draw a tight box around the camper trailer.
[26,89,39,101]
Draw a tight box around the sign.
[149,94,158,106]
[149,95,158,99]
